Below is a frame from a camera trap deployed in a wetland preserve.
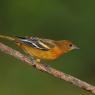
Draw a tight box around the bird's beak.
[72,45,80,50]
[70,44,80,50]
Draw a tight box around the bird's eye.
[69,44,72,47]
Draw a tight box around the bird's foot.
[28,56,37,65]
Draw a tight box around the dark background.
[0,0,95,95]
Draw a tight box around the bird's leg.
[27,55,37,65]
[21,48,37,65]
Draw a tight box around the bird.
[0,35,79,63]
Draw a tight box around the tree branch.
[0,42,95,94]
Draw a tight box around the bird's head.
[57,40,79,53]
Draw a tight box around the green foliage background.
[0,0,95,95]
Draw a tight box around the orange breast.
[18,43,63,60]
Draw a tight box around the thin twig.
[0,42,95,94]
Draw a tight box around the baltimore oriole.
[0,35,79,63]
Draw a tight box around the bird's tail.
[0,35,16,41]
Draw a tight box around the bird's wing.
[17,36,55,51]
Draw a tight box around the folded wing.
[17,36,55,51]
